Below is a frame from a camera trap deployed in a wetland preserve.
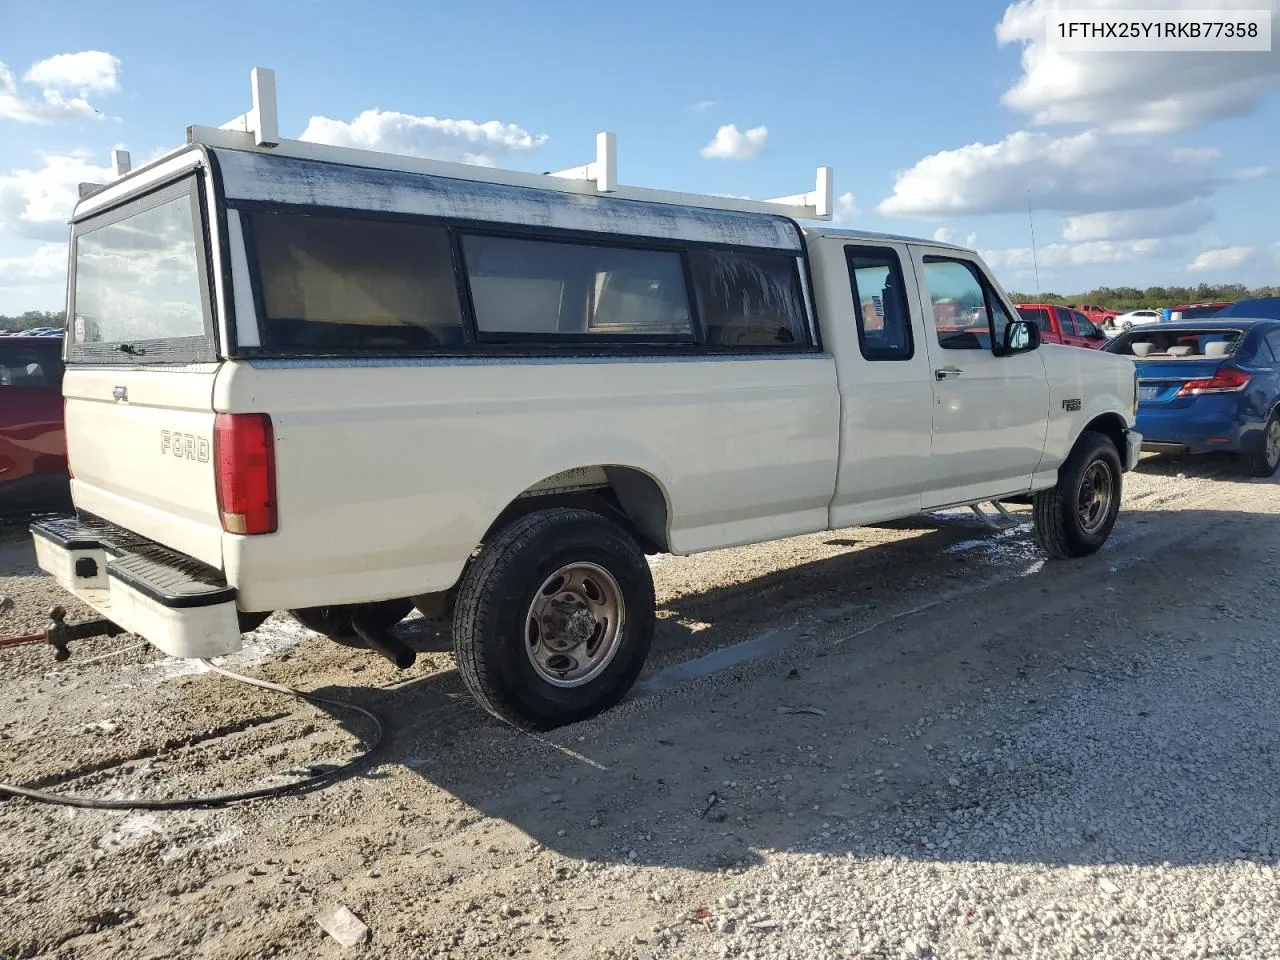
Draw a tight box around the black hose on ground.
[0,660,382,810]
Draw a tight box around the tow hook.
[0,605,124,661]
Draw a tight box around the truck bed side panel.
[216,355,840,611]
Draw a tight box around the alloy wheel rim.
[525,562,625,688]
[1077,459,1114,535]
[1267,420,1280,468]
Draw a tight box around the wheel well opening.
[485,466,671,555]
[1082,413,1126,458]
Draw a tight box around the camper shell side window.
[233,203,818,358]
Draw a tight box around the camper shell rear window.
[68,176,217,364]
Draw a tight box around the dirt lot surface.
[2,453,1279,960]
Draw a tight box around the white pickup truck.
[33,77,1140,729]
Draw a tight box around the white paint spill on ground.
[96,813,166,855]
[147,614,314,681]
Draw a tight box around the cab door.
[1072,310,1107,348]
[1055,307,1086,348]
[910,250,1050,508]
[822,240,935,527]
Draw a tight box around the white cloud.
[1235,166,1269,180]
[690,100,718,112]
[0,153,113,241]
[23,51,120,93]
[982,238,1168,271]
[0,52,119,125]
[1187,246,1255,271]
[699,123,768,160]
[1062,200,1214,242]
[933,227,956,243]
[965,232,978,248]
[0,243,66,287]
[833,192,858,224]
[877,129,1217,219]
[300,109,549,167]
[996,0,1280,134]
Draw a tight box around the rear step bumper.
[31,515,244,659]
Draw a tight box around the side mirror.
[994,319,1040,356]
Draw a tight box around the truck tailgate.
[63,366,224,569]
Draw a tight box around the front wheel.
[1243,413,1280,478]
[452,507,655,730]
[1033,431,1123,559]
[1121,321,1133,331]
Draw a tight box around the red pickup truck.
[1071,303,1119,327]
[1015,303,1109,349]
[0,334,69,514]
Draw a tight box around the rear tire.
[1243,413,1280,478]
[452,507,654,730]
[1033,430,1123,559]
[291,599,414,647]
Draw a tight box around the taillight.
[1174,367,1251,398]
[213,413,277,535]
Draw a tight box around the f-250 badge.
[161,430,210,463]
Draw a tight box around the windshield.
[1105,328,1243,359]
[69,178,213,363]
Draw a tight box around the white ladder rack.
[178,67,833,221]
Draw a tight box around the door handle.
[934,366,962,380]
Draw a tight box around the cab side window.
[1055,308,1078,337]
[922,257,1007,350]
[845,245,913,360]
[1074,312,1100,337]
[1265,330,1280,363]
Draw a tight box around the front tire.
[1243,413,1280,478]
[452,507,655,730]
[1033,430,1123,559]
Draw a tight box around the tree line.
[1005,283,1280,312]
[0,310,65,332]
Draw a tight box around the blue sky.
[1,0,1277,313]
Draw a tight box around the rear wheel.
[1033,430,1123,559]
[1243,413,1280,478]
[452,507,654,730]
[291,599,414,646]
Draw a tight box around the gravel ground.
[1,452,1277,959]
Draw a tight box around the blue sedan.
[1103,319,1280,477]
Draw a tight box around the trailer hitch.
[0,605,124,661]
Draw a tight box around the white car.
[1113,309,1163,331]
[30,70,1142,729]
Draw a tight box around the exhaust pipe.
[350,613,416,669]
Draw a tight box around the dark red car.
[1015,304,1109,349]
[0,334,69,514]
[1168,301,1233,320]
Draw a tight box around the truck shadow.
[299,503,1280,874]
